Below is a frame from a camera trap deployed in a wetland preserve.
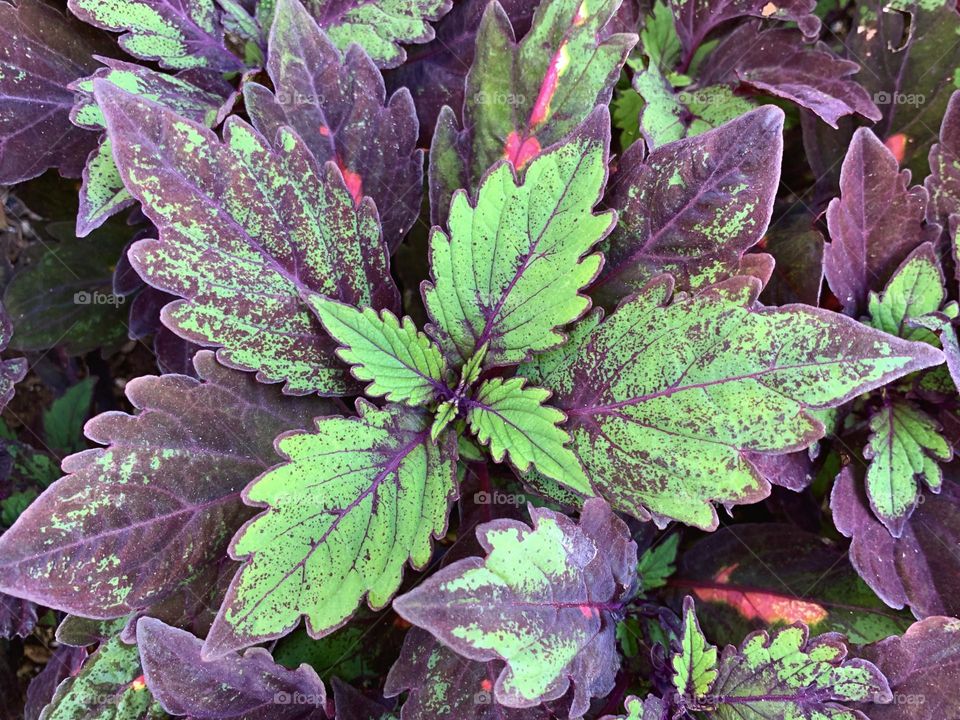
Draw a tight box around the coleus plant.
[1,0,960,717]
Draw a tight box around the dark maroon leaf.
[823,127,940,316]
[0,304,26,414]
[0,0,115,184]
[0,592,36,639]
[0,351,331,618]
[832,466,960,619]
[245,0,423,251]
[926,90,960,231]
[743,450,814,492]
[855,615,960,720]
[138,617,327,719]
[597,107,782,301]
[331,678,394,720]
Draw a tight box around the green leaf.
[305,296,449,407]
[42,377,95,454]
[865,399,952,536]
[542,276,945,528]
[424,111,614,366]
[637,533,679,592]
[467,377,592,496]
[204,401,457,657]
[672,596,718,701]
[868,243,946,344]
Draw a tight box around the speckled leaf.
[824,128,940,316]
[672,596,718,702]
[67,0,244,71]
[466,378,592,496]
[672,524,913,646]
[596,107,783,302]
[23,645,88,720]
[204,401,457,658]
[96,82,399,395]
[428,0,635,223]
[245,0,423,250]
[0,304,26,415]
[699,620,892,718]
[542,275,944,529]
[832,466,960,619]
[384,626,555,720]
[259,0,452,69]
[0,0,114,184]
[848,0,960,178]
[305,296,448,407]
[600,695,669,720]
[393,499,637,717]
[0,351,331,618]
[424,110,614,367]
[70,57,234,236]
[138,618,326,719]
[927,90,960,233]
[855,616,960,720]
[705,24,880,129]
[2,221,130,356]
[668,0,819,58]
[39,633,165,720]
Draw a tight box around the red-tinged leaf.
[597,107,783,301]
[542,275,942,529]
[706,24,880,129]
[0,351,332,619]
[855,616,960,720]
[669,524,912,646]
[428,0,635,223]
[95,82,399,395]
[926,90,960,231]
[393,499,637,717]
[832,466,960,619]
[138,617,327,719]
[245,0,422,251]
[823,128,940,316]
[0,0,115,184]
[384,627,560,719]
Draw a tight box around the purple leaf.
[67,0,245,72]
[0,303,26,414]
[331,678,395,720]
[138,617,327,719]
[596,107,783,301]
[95,82,399,395]
[0,0,114,184]
[669,0,819,62]
[832,466,960,619]
[705,24,880,129]
[0,351,331,619]
[823,128,940,316]
[0,593,35,640]
[926,90,960,232]
[23,645,87,720]
[245,0,422,251]
[393,499,637,718]
[743,451,814,492]
[855,615,960,720]
[384,627,559,719]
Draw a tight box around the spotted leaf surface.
[96,82,399,395]
[824,128,940,317]
[0,0,114,184]
[926,90,960,231]
[867,243,946,344]
[70,57,233,236]
[597,107,782,302]
[0,351,331,619]
[429,0,635,222]
[384,626,556,720]
[305,295,448,407]
[466,378,592,496]
[68,0,243,71]
[205,401,457,658]
[393,499,637,718]
[424,110,614,367]
[39,633,164,720]
[702,622,892,719]
[600,695,669,720]
[138,618,326,720]
[672,596,718,702]
[245,0,423,250]
[542,275,943,529]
